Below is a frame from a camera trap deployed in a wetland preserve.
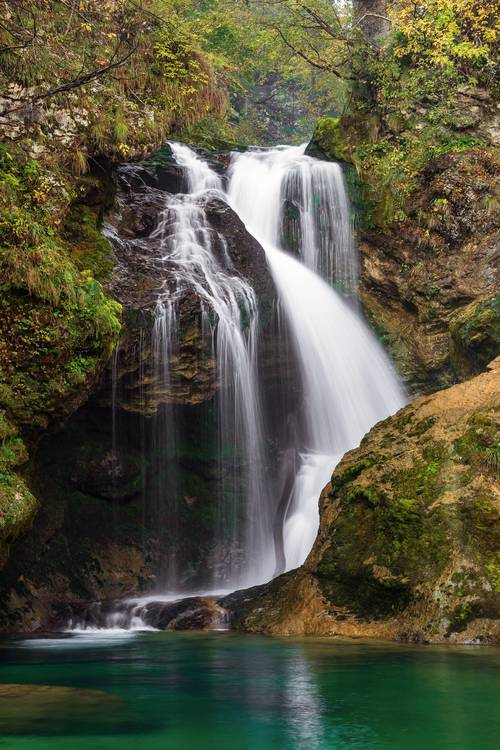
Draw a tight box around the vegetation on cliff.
[302,0,498,226]
[359,149,499,390]
[0,0,231,566]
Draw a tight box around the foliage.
[0,145,121,337]
[0,1,229,156]
[256,1,498,224]
[0,411,37,565]
[390,0,498,76]
[188,0,350,143]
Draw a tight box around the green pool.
[0,632,498,749]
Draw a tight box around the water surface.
[0,633,498,749]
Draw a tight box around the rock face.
[102,161,275,414]
[227,358,500,644]
[67,594,228,633]
[360,150,499,391]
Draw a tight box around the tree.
[353,0,389,42]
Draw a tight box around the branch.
[0,41,30,53]
[352,13,391,29]
[0,44,138,117]
[298,3,346,42]
[273,25,357,80]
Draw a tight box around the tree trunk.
[353,0,390,43]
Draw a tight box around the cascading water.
[227,144,406,570]
[83,140,405,633]
[229,146,357,298]
[145,143,275,589]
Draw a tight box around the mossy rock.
[306,113,381,163]
[0,684,132,734]
[0,412,37,568]
[306,117,351,162]
[231,359,500,642]
[450,294,500,377]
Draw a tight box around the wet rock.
[69,595,228,632]
[201,195,275,306]
[450,294,500,378]
[103,177,276,415]
[138,596,228,630]
[360,150,500,391]
[70,446,142,503]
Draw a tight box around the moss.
[318,449,451,618]
[343,163,375,230]
[460,496,500,555]
[317,492,438,617]
[408,416,437,437]
[447,600,484,633]
[307,117,350,162]
[330,457,377,495]
[0,411,37,566]
[316,432,465,620]
[453,416,499,477]
[63,204,114,282]
[0,291,118,429]
[387,443,445,506]
[486,556,500,594]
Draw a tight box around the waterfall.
[229,145,357,298]
[98,139,405,623]
[227,144,406,571]
[148,143,275,589]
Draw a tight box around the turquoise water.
[0,632,498,749]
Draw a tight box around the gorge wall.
[0,148,285,631]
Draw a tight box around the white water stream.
[160,142,405,578]
[227,145,406,570]
[76,141,406,631]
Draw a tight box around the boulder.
[226,358,500,644]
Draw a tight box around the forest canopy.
[1,1,498,146]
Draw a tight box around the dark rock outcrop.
[102,170,275,415]
[66,594,228,633]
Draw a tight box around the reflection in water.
[0,635,498,750]
[284,653,325,749]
